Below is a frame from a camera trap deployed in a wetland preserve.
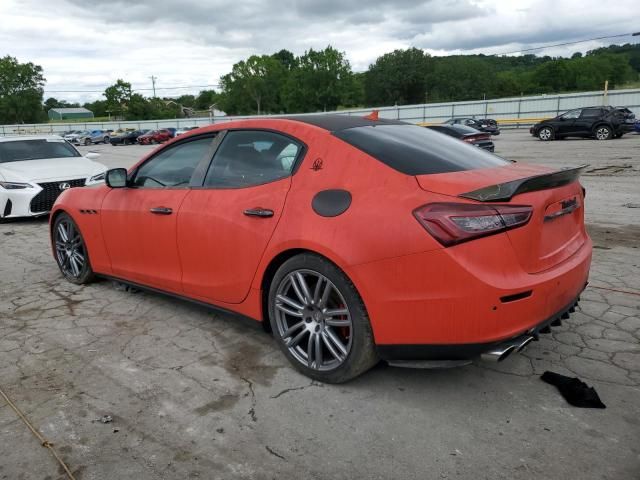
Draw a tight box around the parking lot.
[1,129,639,479]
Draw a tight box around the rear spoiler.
[459,165,588,202]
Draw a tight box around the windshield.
[0,139,81,163]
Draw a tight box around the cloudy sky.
[1,0,638,103]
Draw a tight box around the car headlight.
[89,172,106,182]
[0,181,34,189]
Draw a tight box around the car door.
[575,107,603,135]
[100,135,217,292]
[178,129,304,304]
[555,109,581,135]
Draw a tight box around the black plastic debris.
[541,371,606,409]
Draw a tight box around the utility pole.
[149,76,157,98]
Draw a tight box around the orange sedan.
[50,115,591,382]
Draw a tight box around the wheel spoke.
[314,331,322,367]
[324,308,348,317]
[289,274,308,305]
[57,223,68,242]
[276,294,304,312]
[294,272,312,305]
[325,327,348,356]
[282,320,305,339]
[55,241,66,251]
[287,328,307,348]
[69,256,80,276]
[275,303,304,317]
[321,331,344,362]
[307,332,315,367]
[325,318,351,327]
[318,280,332,308]
[72,251,85,265]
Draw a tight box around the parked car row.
[63,129,111,146]
[108,126,200,146]
[530,106,636,141]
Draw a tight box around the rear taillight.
[413,203,533,247]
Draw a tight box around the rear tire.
[53,213,95,285]
[84,138,91,146]
[103,136,110,144]
[538,126,554,141]
[594,125,612,140]
[268,253,378,383]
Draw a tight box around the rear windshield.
[334,124,507,175]
[0,139,81,163]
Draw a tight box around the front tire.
[594,125,612,140]
[268,253,378,383]
[53,213,95,284]
[84,138,91,146]
[538,126,554,141]
[103,136,110,144]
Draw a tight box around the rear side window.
[204,130,302,188]
[580,108,603,118]
[334,125,507,175]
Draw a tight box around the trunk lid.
[416,163,588,273]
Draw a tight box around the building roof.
[49,107,93,114]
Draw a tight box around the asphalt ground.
[0,129,639,479]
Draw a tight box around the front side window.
[203,130,302,188]
[561,109,581,119]
[0,139,81,163]
[132,137,213,188]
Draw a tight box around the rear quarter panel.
[251,129,445,292]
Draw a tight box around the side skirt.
[97,274,264,332]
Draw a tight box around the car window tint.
[334,124,507,175]
[133,137,213,188]
[580,108,602,118]
[203,131,301,188]
[0,139,81,163]
[561,109,581,119]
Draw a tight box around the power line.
[493,32,640,56]
[43,83,220,94]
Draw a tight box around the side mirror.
[85,152,100,160]
[105,168,128,188]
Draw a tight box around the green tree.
[219,55,286,114]
[103,79,132,116]
[272,49,297,70]
[83,99,108,117]
[0,56,46,124]
[175,94,196,108]
[426,56,494,102]
[284,46,355,112]
[194,89,219,110]
[365,48,431,105]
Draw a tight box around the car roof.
[281,114,406,132]
[0,134,65,142]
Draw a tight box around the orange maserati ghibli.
[50,115,591,382]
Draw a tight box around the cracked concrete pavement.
[0,130,639,479]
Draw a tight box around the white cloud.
[0,0,637,103]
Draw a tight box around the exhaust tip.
[481,345,516,363]
[516,336,535,352]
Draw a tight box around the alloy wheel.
[274,269,353,371]
[595,127,610,140]
[54,219,87,279]
[539,128,552,141]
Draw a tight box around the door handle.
[243,208,274,218]
[149,207,173,215]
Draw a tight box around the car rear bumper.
[349,232,592,347]
[376,289,584,361]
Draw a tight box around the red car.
[50,116,591,383]
[137,129,172,145]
